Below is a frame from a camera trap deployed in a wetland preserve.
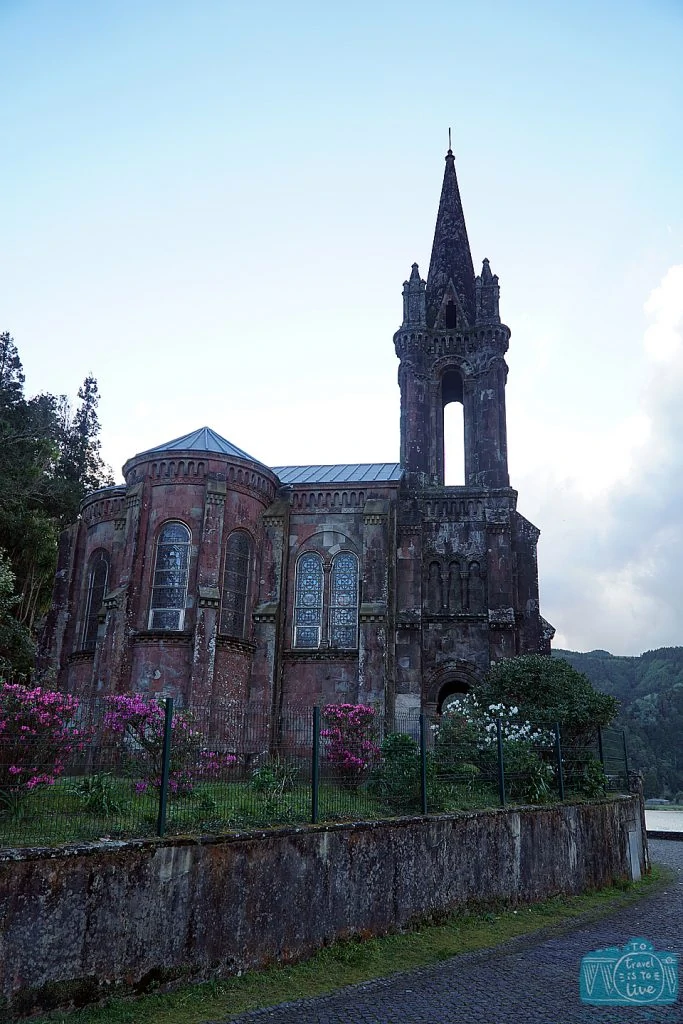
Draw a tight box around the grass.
[0,774,513,849]
[29,864,672,1024]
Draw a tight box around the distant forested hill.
[553,647,683,798]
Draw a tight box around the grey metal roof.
[273,463,402,485]
[136,426,260,462]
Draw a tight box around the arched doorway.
[424,660,483,715]
[437,679,471,714]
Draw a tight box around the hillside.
[553,647,683,798]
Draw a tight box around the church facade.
[40,148,554,714]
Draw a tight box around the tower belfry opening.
[442,368,464,486]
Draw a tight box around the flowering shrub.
[103,694,236,796]
[0,682,85,807]
[434,694,555,803]
[321,703,380,789]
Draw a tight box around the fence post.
[597,725,605,768]
[554,722,565,801]
[419,713,428,815]
[156,697,174,837]
[622,729,630,780]
[311,705,320,824]
[496,717,506,807]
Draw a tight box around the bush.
[569,756,608,799]
[321,703,380,790]
[433,694,556,805]
[70,772,126,815]
[370,733,421,810]
[250,758,299,799]
[482,655,618,747]
[0,682,85,811]
[370,733,447,813]
[103,694,236,797]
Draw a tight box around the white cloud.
[532,265,683,654]
[643,265,683,363]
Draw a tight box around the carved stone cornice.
[103,585,126,611]
[359,602,387,622]
[66,649,95,664]
[216,636,257,654]
[488,608,516,628]
[283,649,358,663]
[198,585,220,609]
[253,602,279,623]
[205,491,226,507]
[129,630,193,647]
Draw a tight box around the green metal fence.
[0,695,630,850]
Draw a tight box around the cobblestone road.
[216,840,683,1024]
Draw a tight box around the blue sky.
[2,0,682,654]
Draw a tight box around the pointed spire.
[401,263,426,326]
[425,145,476,328]
[475,258,501,324]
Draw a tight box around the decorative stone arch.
[424,660,484,714]
[297,528,360,561]
[431,352,475,381]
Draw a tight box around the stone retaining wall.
[0,796,647,1015]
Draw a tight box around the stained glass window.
[329,553,358,648]
[220,531,252,637]
[82,550,109,651]
[293,553,324,648]
[149,522,191,630]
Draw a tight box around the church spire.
[425,143,476,329]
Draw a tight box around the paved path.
[217,840,683,1024]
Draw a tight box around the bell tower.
[395,146,510,490]
[392,143,553,713]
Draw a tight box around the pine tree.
[59,375,113,497]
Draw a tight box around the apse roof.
[135,429,402,485]
[137,426,259,463]
[273,463,402,485]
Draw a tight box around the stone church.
[40,147,554,715]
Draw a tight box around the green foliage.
[0,332,113,667]
[370,733,421,810]
[70,773,126,816]
[555,647,683,799]
[500,741,554,803]
[369,733,449,813]
[569,756,608,799]
[482,654,618,746]
[0,550,35,675]
[250,758,299,800]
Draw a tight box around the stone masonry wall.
[0,796,647,1015]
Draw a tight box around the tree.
[480,654,618,746]
[0,550,35,676]
[0,333,113,669]
[58,375,113,500]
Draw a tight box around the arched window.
[220,531,252,637]
[442,368,465,485]
[149,522,191,630]
[82,550,109,651]
[293,553,324,648]
[329,553,359,648]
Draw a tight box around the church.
[40,146,554,715]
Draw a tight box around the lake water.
[645,807,683,832]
